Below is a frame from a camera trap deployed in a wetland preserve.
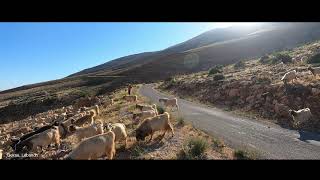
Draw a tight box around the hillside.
[1,23,320,160]
[2,23,320,128]
[0,86,237,160]
[158,40,320,132]
[71,23,320,82]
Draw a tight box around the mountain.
[70,23,320,82]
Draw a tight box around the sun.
[210,22,262,29]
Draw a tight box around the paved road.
[139,84,320,159]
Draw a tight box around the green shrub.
[234,149,258,160]
[276,53,292,64]
[72,89,91,98]
[177,116,185,126]
[212,138,225,152]
[234,60,245,69]
[130,144,146,158]
[270,53,292,64]
[208,65,223,75]
[307,53,320,64]
[165,76,176,83]
[213,74,225,81]
[179,137,208,159]
[259,55,270,64]
[156,106,165,114]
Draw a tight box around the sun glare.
[216,22,261,28]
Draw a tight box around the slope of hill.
[2,23,320,127]
[71,23,320,82]
[158,40,320,132]
[0,86,237,160]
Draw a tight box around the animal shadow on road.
[297,130,320,142]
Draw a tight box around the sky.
[0,22,233,91]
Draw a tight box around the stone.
[246,96,255,104]
[229,88,240,98]
[274,102,290,118]
[311,88,320,96]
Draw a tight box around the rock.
[254,103,261,108]
[280,96,289,105]
[221,84,228,90]
[311,88,320,96]
[274,102,290,118]
[266,96,273,103]
[224,101,232,106]
[213,93,220,100]
[246,96,255,104]
[239,87,250,98]
[239,81,251,86]
[228,88,240,98]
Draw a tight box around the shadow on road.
[298,131,320,142]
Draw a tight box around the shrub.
[156,106,165,115]
[276,53,292,64]
[234,60,245,69]
[307,53,320,64]
[270,53,292,64]
[256,76,272,84]
[259,55,270,64]
[179,137,208,159]
[234,149,258,160]
[213,74,225,81]
[165,76,176,83]
[212,138,225,152]
[177,116,185,126]
[72,89,91,98]
[208,65,223,75]
[130,144,146,158]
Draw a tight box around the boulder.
[274,102,290,118]
[311,88,320,96]
[228,88,240,98]
[246,95,255,104]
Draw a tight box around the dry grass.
[0,84,235,160]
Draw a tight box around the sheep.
[106,123,127,147]
[89,105,100,116]
[123,95,137,102]
[69,122,104,142]
[281,70,297,84]
[289,108,312,127]
[65,131,116,160]
[57,121,72,139]
[132,110,157,123]
[159,98,179,111]
[12,121,60,151]
[136,104,158,114]
[135,112,174,142]
[71,110,95,127]
[16,126,61,153]
[308,66,320,77]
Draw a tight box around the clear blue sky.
[0,22,232,91]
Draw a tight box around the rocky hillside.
[158,41,320,132]
[0,86,238,160]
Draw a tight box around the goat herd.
[280,66,320,127]
[3,65,318,160]
[2,93,179,160]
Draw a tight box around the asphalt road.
[139,84,320,159]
